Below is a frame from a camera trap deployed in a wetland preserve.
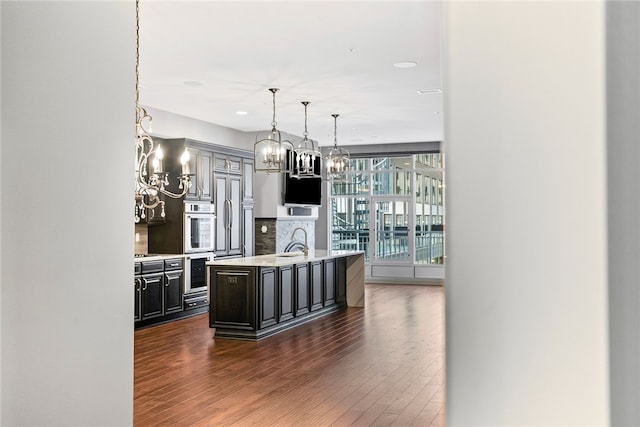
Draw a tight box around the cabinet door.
[323,259,336,305]
[214,175,228,255]
[278,265,294,322]
[294,263,310,317]
[243,159,254,201]
[134,276,142,321]
[258,267,277,329]
[211,268,255,330]
[199,151,212,200]
[164,270,183,314]
[243,204,254,257]
[310,261,323,311]
[336,257,347,304]
[228,175,242,255]
[186,151,199,200]
[141,273,164,319]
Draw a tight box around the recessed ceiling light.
[236,111,248,116]
[184,80,204,87]
[347,48,356,54]
[393,61,417,68]
[417,89,442,94]
[433,111,441,115]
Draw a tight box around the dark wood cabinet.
[141,272,164,319]
[185,149,212,201]
[278,265,294,322]
[336,257,347,304]
[310,261,323,311]
[210,267,255,330]
[324,259,336,306]
[164,270,183,314]
[134,276,142,322]
[295,263,310,317]
[135,258,184,326]
[209,254,353,341]
[258,267,278,329]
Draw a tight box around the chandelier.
[325,114,350,182]
[254,88,293,174]
[290,101,322,179]
[134,0,190,223]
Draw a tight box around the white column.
[444,2,609,424]
[606,2,640,425]
[1,2,134,425]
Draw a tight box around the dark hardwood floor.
[134,284,445,426]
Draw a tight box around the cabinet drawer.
[184,296,208,311]
[141,260,164,274]
[164,258,183,271]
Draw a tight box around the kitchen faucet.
[291,227,309,256]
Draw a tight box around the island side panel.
[210,266,256,331]
[346,253,365,307]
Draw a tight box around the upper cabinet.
[185,148,212,202]
[243,158,254,202]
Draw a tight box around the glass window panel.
[330,197,370,261]
[373,172,411,195]
[347,158,369,171]
[372,157,412,170]
[374,200,409,260]
[330,172,370,196]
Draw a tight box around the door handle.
[228,199,233,229]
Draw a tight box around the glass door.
[372,198,412,261]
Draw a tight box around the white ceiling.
[139,1,443,147]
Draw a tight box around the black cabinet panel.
[279,265,294,322]
[259,267,278,328]
[336,257,346,304]
[164,270,183,314]
[295,263,310,317]
[211,268,255,329]
[134,277,142,321]
[324,259,336,305]
[310,261,323,311]
[141,273,164,319]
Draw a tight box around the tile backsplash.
[255,218,316,255]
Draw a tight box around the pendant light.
[254,88,293,174]
[290,101,322,179]
[134,0,191,223]
[325,114,350,182]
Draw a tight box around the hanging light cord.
[135,0,141,107]
[270,88,278,129]
[332,114,339,148]
[303,101,309,139]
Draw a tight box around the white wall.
[146,105,252,151]
[606,2,640,425]
[444,2,609,425]
[1,2,134,425]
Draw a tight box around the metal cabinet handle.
[228,199,233,229]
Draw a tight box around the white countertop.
[207,250,364,267]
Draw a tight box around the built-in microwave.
[184,202,215,253]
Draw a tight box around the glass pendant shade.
[134,0,190,223]
[325,114,350,182]
[291,101,322,179]
[254,88,293,174]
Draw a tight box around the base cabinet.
[210,267,255,330]
[210,257,348,341]
[135,258,191,328]
[324,258,336,306]
[310,261,323,311]
[278,265,295,322]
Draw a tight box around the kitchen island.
[207,250,365,340]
